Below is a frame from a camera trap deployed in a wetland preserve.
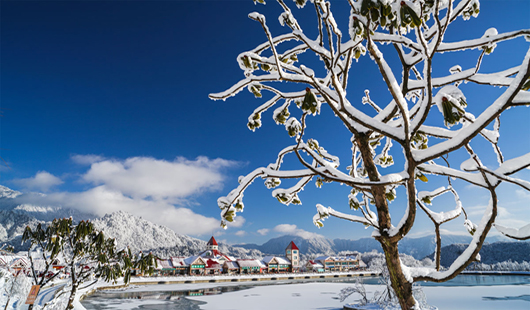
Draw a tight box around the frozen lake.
[81,275,530,310]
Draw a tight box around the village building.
[236,259,265,274]
[151,237,367,277]
[185,256,207,275]
[313,253,365,272]
[0,253,29,275]
[222,261,239,275]
[205,259,223,275]
[285,241,300,272]
[262,256,292,273]
[170,256,189,275]
[262,240,300,273]
[305,260,325,273]
[198,236,234,264]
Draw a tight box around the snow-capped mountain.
[0,185,263,258]
[92,211,264,259]
[0,210,42,251]
[333,234,483,259]
[0,185,95,222]
[429,241,530,267]
[237,234,335,255]
[236,234,511,259]
[92,210,206,254]
[0,185,521,263]
[0,185,22,199]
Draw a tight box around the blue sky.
[1,0,529,245]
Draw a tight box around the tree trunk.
[380,239,416,309]
[66,282,78,310]
[4,297,11,310]
[66,264,77,310]
[356,133,416,309]
[435,224,441,271]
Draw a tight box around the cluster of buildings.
[1,237,367,278]
[0,250,30,274]
[154,236,366,276]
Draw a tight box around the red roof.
[207,236,218,246]
[205,259,221,269]
[286,241,299,251]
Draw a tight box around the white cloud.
[71,154,105,165]
[230,215,246,228]
[82,156,237,200]
[235,230,247,237]
[273,224,324,239]
[24,185,220,236]
[515,189,530,199]
[257,228,270,236]
[13,155,241,236]
[12,171,63,192]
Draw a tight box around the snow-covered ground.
[80,281,530,310]
[3,273,529,309]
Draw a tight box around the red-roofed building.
[205,259,222,275]
[207,236,218,248]
[198,236,235,269]
[285,241,300,271]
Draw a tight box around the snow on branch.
[413,47,530,163]
[437,29,530,53]
[418,162,488,188]
[313,203,373,228]
[494,151,530,176]
[494,223,530,240]
[512,91,530,106]
[417,187,463,225]
[413,197,497,282]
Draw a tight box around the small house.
[262,256,292,273]
[237,259,264,274]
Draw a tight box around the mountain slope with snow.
[92,211,264,259]
[92,210,205,254]
[237,234,335,255]
[431,241,530,267]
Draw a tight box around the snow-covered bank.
[4,272,530,309]
[79,282,530,310]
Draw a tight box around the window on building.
[287,250,291,254]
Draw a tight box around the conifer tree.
[23,218,157,309]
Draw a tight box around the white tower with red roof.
[207,236,219,251]
[285,241,299,269]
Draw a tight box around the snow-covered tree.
[22,222,66,310]
[210,0,530,308]
[1,268,31,310]
[23,218,157,310]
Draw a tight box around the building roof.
[315,256,331,262]
[207,236,218,246]
[285,241,299,251]
[205,259,222,269]
[198,249,234,262]
[170,257,188,267]
[185,256,206,266]
[223,261,239,269]
[263,256,291,265]
[237,259,264,268]
[306,260,324,268]
[315,254,359,263]
[157,259,173,269]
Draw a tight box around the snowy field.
[79,278,530,310]
[3,274,529,309]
